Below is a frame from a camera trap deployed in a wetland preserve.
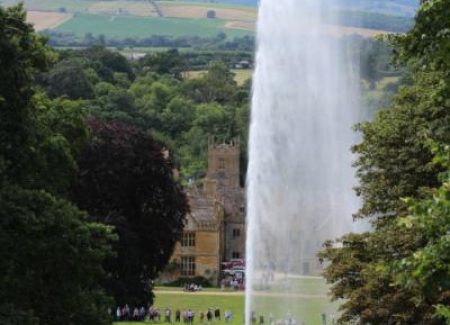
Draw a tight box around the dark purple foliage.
[73,119,189,305]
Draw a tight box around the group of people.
[249,312,304,325]
[114,306,231,323]
[178,307,233,324]
[220,278,244,290]
[183,283,204,292]
[114,305,333,325]
[114,305,147,322]
[249,312,335,325]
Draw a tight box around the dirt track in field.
[224,20,255,31]
[88,1,159,17]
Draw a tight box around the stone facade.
[166,137,245,284]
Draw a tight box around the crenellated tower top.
[205,136,240,193]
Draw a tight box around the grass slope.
[56,13,253,38]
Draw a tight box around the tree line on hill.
[42,29,256,52]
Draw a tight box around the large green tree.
[0,6,115,324]
[0,185,115,325]
[394,145,450,323]
[182,61,239,104]
[320,0,450,323]
[41,58,95,100]
[0,4,52,184]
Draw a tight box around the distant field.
[322,24,390,37]
[2,0,92,11]
[232,69,252,85]
[88,1,158,17]
[158,1,256,33]
[364,75,401,99]
[185,69,252,85]
[56,13,252,38]
[224,21,255,31]
[158,0,256,10]
[27,11,73,31]
[221,21,389,36]
[2,0,412,40]
[159,2,257,20]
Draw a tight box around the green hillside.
[0,0,415,48]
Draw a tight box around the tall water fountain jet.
[246,0,361,323]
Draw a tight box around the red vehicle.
[221,258,245,270]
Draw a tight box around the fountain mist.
[246,0,361,323]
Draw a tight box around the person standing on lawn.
[165,307,172,323]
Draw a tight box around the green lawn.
[265,276,330,295]
[55,13,253,39]
[114,279,339,325]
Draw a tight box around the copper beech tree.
[73,119,189,305]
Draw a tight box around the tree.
[206,10,216,19]
[72,119,189,305]
[320,0,450,323]
[0,4,52,184]
[31,94,89,195]
[41,58,95,100]
[352,70,449,222]
[141,48,185,79]
[394,0,450,72]
[0,185,115,325]
[88,81,154,131]
[394,145,450,324]
[0,6,115,324]
[160,96,195,137]
[83,46,134,81]
[183,61,238,104]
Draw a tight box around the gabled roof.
[186,191,223,231]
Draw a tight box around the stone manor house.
[163,137,246,284]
